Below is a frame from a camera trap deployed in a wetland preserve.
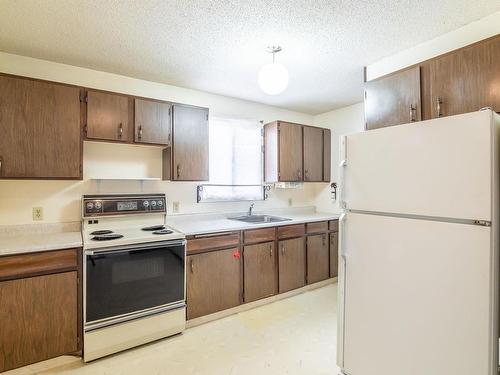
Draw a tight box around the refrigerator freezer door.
[340,212,496,375]
[343,110,494,221]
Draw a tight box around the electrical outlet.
[288,198,293,207]
[172,201,180,213]
[32,207,43,221]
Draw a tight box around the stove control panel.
[83,194,166,217]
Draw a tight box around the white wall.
[312,103,365,211]
[0,52,323,226]
[366,11,500,81]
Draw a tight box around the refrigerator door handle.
[339,135,347,209]
[337,212,347,368]
[339,213,347,257]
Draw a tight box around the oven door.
[84,240,185,329]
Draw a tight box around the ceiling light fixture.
[258,46,289,95]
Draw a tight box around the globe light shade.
[258,62,289,95]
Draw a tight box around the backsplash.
[0,143,327,226]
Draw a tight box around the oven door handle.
[85,239,186,256]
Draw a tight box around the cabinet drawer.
[306,221,328,234]
[329,220,339,232]
[243,228,276,244]
[187,232,240,254]
[0,249,78,282]
[277,224,305,239]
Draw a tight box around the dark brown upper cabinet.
[323,129,331,182]
[278,121,303,181]
[86,90,132,142]
[429,36,500,119]
[364,66,422,130]
[303,126,323,182]
[365,34,500,128]
[0,75,81,179]
[134,98,171,145]
[264,121,331,183]
[171,104,209,181]
[264,121,303,182]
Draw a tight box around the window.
[197,117,265,202]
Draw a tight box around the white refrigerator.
[337,110,500,375]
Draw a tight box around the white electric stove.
[81,194,186,362]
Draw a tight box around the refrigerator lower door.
[339,212,497,375]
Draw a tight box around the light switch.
[172,201,180,213]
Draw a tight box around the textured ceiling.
[1,1,499,114]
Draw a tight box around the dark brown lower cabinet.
[243,241,277,303]
[330,232,339,278]
[0,272,78,372]
[306,234,330,284]
[187,248,242,319]
[278,237,306,293]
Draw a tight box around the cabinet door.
[429,36,500,118]
[172,105,209,181]
[278,237,306,293]
[364,66,421,130]
[243,241,277,303]
[307,234,330,284]
[134,98,171,145]
[186,248,241,319]
[323,129,331,182]
[330,232,339,278]
[0,76,81,179]
[303,126,323,182]
[86,90,131,142]
[0,272,77,372]
[278,122,303,181]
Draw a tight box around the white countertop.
[0,222,83,256]
[0,208,340,255]
[165,207,341,236]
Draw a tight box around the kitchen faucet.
[248,203,255,216]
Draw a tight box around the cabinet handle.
[297,169,302,180]
[0,157,2,175]
[436,97,443,118]
[118,123,123,139]
[409,104,416,122]
[138,125,143,140]
[304,170,308,180]
[168,133,171,143]
[322,234,326,246]
[269,244,273,257]
[190,259,194,273]
[176,164,180,178]
[281,243,285,255]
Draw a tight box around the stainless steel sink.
[228,214,291,224]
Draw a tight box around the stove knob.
[143,201,149,207]
[151,201,157,207]
[86,202,94,210]
[95,201,102,209]
[158,200,163,207]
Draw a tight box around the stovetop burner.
[141,225,166,231]
[91,230,114,235]
[91,233,124,241]
[152,229,174,235]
